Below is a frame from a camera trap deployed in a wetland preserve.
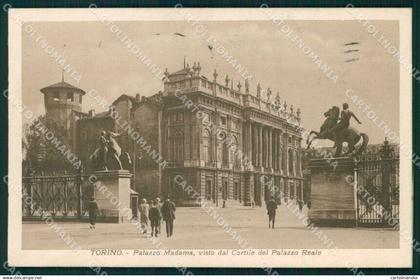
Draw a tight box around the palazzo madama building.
[161,62,304,207]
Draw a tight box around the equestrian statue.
[306,103,369,157]
[89,130,132,171]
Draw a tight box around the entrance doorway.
[222,178,228,200]
[205,179,212,200]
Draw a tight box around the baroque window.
[220,116,227,126]
[171,131,184,163]
[202,128,211,164]
[288,149,294,175]
[220,131,229,166]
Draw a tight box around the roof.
[132,93,162,110]
[170,68,190,76]
[40,81,86,95]
[112,94,140,106]
[91,111,110,119]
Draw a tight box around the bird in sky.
[345,58,359,63]
[174,32,186,37]
[207,43,214,59]
[344,42,360,46]
[344,49,359,53]
[153,33,160,36]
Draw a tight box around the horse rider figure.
[306,103,368,157]
[330,103,362,148]
[98,130,109,171]
[106,130,123,170]
[90,130,124,171]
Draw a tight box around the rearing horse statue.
[306,106,369,157]
[89,130,126,171]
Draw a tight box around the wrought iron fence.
[22,172,94,221]
[356,139,399,228]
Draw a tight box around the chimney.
[135,93,140,101]
[88,109,95,117]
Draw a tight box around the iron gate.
[356,140,399,228]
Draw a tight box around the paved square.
[22,205,399,250]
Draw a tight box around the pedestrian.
[139,198,149,234]
[266,196,277,229]
[161,195,176,237]
[298,199,304,212]
[148,200,161,237]
[88,196,99,230]
[156,197,162,234]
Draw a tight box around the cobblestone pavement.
[22,204,399,250]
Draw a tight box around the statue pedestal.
[308,157,357,227]
[93,170,132,223]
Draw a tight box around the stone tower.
[40,78,85,149]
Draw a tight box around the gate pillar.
[308,157,357,227]
[92,170,132,223]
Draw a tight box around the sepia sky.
[22,19,399,144]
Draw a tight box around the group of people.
[86,195,176,237]
[139,196,176,238]
[88,194,301,233]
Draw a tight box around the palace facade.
[160,62,304,206]
[39,61,304,207]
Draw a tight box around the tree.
[23,115,75,175]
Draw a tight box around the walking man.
[88,196,99,230]
[266,196,277,229]
[148,200,161,237]
[161,195,176,237]
[156,197,162,235]
[139,198,149,235]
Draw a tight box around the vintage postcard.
[7,7,412,268]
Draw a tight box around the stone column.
[274,130,280,170]
[253,124,257,167]
[292,137,296,176]
[258,125,263,168]
[268,128,272,170]
[264,127,268,168]
[277,131,283,173]
[273,130,277,170]
[247,121,252,169]
[266,128,269,168]
[284,133,288,176]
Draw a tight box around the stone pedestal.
[308,157,357,227]
[93,170,132,223]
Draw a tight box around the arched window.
[288,149,294,175]
[171,131,184,162]
[202,128,211,164]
